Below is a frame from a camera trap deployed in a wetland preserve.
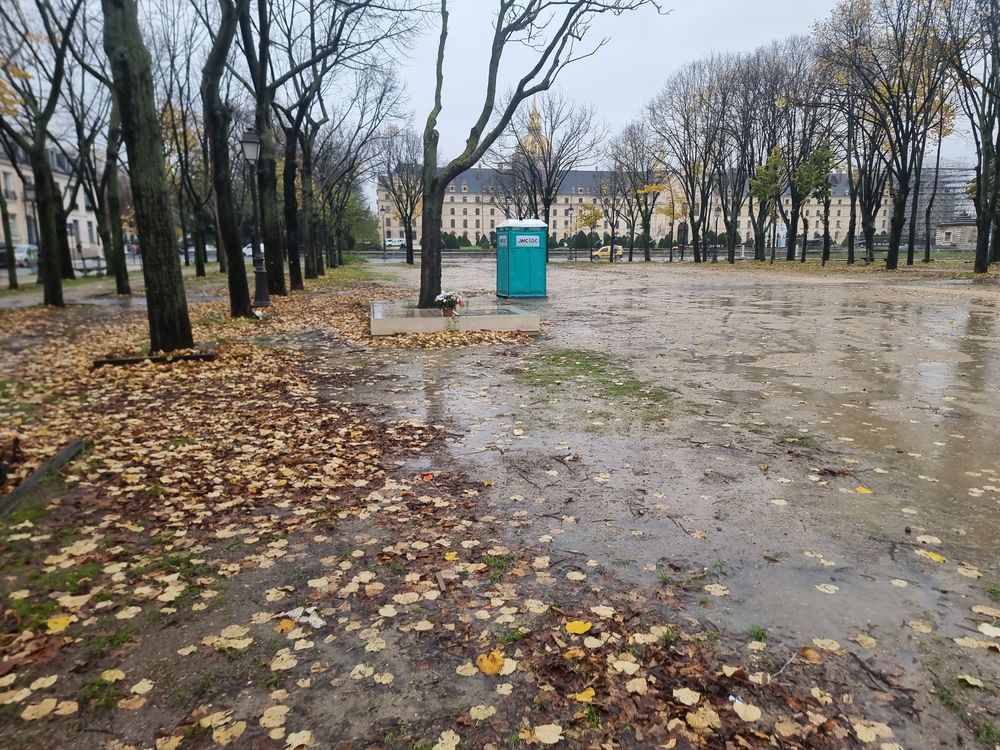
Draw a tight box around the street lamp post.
[380,206,388,262]
[713,206,721,263]
[241,128,270,308]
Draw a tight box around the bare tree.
[103,0,194,351]
[817,0,949,270]
[942,0,1000,273]
[418,0,661,307]
[648,56,724,263]
[494,91,602,260]
[200,0,252,318]
[376,125,423,265]
[0,0,87,305]
[595,163,627,263]
[615,120,662,261]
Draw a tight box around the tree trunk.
[642,215,652,262]
[847,180,857,266]
[886,188,908,270]
[800,217,808,263]
[785,205,800,261]
[201,0,251,318]
[29,152,64,306]
[257,129,286,295]
[301,151,316,280]
[56,201,76,280]
[822,195,831,264]
[282,131,304,290]
[418,186,444,307]
[906,159,923,266]
[404,223,414,266]
[193,216,207,277]
[102,0,193,351]
[0,188,16,290]
[104,99,131,294]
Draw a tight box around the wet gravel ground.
[324,260,1000,747]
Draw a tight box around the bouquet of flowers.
[434,292,464,310]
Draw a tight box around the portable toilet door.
[496,219,547,298]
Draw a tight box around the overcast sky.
[392,0,972,166]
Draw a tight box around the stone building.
[1,146,104,261]
[935,220,978,251]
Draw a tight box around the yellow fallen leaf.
[45,614,73,634]
[573,687,596,703]
[476,650,504,675]
[685,705,721,732]
[956,674,984,688]
[915,549,947,563]
[130,679,154,695]
[101,669,125,683]
[855,486,873,494]
[274,618,296,634]
[29,676,57,690]
[565,620,592,635]
[287,729,317,749]
[851,718,893,742]
[444,550,458,561]
[53,700,78,716]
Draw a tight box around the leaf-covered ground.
[0,270,958,749]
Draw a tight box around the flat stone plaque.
[370,298,540,336]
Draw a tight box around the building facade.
[1,147,104,260]
[377,164,981,250]
[935,220,978,250]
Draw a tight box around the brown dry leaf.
[798,647,822,664]
[117,695,146,710]
[685,705,721,733]
[625,677,648,695]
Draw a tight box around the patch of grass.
[507,733,526,748]
[659,626,676,646]
[611,557,636,567]
[85,627,136,657]
[483,553,515,582]
[658,571,671,587]
[748,625,767,642]
[583,703,601,729]
[494,624,525,646]
[978,719,999,743]
[936,688,964,715]
[34,562,102,594]
[7,596,59,630]
[79,677,122,710]
[386,558,406,576]
[986,584,1000,603]
[517,349,674,424]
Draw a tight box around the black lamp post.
[241,128,270,308]
[380,206,388,261]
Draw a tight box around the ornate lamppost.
[241,128,270,308]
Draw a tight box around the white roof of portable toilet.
[496,219,547,229]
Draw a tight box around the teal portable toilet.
[496,219,547,298]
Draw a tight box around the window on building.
[9,214,17,239]
[563,220,568,228]
[87,221,94,243]
[476,220,480,228]
[450,219,455,228]
[461,184,468,192]
[490,220,495,228]
[449,185,455,192]
[385,217,391,226]
[386,230,392,238]
[450,207,455,215]
[463,207,468,215]
[577,187,584,194]
[490,208,495,216]
[463,219,468,228]
[475,207,480,215]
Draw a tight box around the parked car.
[591,244,624,261]
[14,244,39,268]
[241,244,260,259]
[384,238,406,249]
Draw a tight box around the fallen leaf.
[20,698,58,720]
[956,674,984,688]
[432,729,460,750]
[733,701,761,722]
[703,583,729,597]
[130,679,154,695]
[565,620,592,635]
[286,729,317,749]
[533,724,563,744]
[260,705,289,728]
[573,687,595,703]
[476,650,504,675]
[815,583,839,594]
[45,614,73,634]
[101,669,126,683]
[915,549,947,563]
[851,718,893,742]
[626,676,648,695]
[685,705,721,732]
[673,687,700,706]
[470,704,496,720]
